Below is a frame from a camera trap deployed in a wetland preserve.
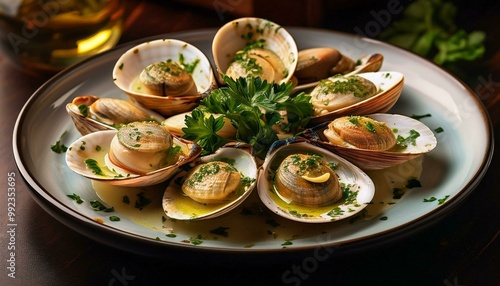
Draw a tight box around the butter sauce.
[91,156,423,245]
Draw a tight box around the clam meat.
[309,74,378,116]
[324,115,396,151]
[139,59,198,96]
[65,121,202,187]
[294,47,355,84]
[275,153,342,207]
[108,122,174,174]
[304,113,437,170]
[113,39,217,117]
[226,46,287,83]
[66,95,165,135]
[307,71,404,125]
[258,138,375,223]
[163,143,258,220]
[212,17,298,84]
[181,161,243,204]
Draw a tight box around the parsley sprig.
[182,75,313,158]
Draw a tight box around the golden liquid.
[0,0,124,72]
[90,157,424,246]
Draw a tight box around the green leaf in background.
[434,30,486,64]
[379,0,485,66]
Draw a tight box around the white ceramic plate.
[13,28,493,255]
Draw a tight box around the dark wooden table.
[1,1,498,285]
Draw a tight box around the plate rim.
[12,27,495,256]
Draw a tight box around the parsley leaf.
[51,131,69,153]
[182,75,312,158]
[182,108,231,155]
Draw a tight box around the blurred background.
[0,1,498,285]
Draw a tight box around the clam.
[212,17,298,84]
[258,137,375,223]
[308,71,404,125]
[65,122,202,187]
[274,153,343,207]
[162,143,258,220]
[304,113,437,170]
[66,95,165,135]
[292,50,384,93]
[113,39,217,116]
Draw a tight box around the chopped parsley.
[188,235,204,245]
[327,207,344,217]
[392,188,405,199]
[134,192,152,210]
[67,193,83,204]
[182,75,312,158]
[178,53,200,74]
[109,216,121,222]
[78,104,89,117]
[365,121,376,133]
[434,127,444,133]
[423,195,450,205]
[406,178,422,189]
[411,113,431,120]
[318,75,375,98]
[51,131,69,153]
[396,129,420,148]
[84,158,104,175]
[90,200,114,212]
[265,219,280,227]
[210,226,230,237]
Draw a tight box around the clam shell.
[292,52,384,93]
[112,39,217,116]
[303,113,437,170]
[65,130,202,187]
[162,143,258,220]
[212,17,298,84]
[308,71,404,125]
[66,95,165,135]
[258,137,375,223]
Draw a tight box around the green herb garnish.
[182,75,312,158]
[78,104,89,117]
[134,192,152,210]
[210,227,230,237]
[411,114,432,120]
[90,200,114,212]
[84,158,103,175]
[67,193,84,204]
[434,127,444,133]
[406,178,422,189]
[51,131,69,153]
[396,129,420,148]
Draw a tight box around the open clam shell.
[258,137,375,223]
[112,39,217,116]
[162,143,258,220]
[292,50,384,93]
[308,71,404,125]
[212,17,298,84]
[303,113,437,170]
[65,129,202,187]
[66,95,165,135]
